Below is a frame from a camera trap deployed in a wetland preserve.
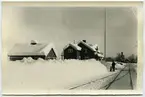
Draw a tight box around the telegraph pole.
[104,8,107,59]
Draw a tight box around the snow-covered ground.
[2,58,114,93]
[101,61,126,72]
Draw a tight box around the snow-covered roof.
[92,44,98,50]
[8,43,57,56]
[78,41,96,51]
[63,43,81,51]
[98,53,104,58]
[97,50,100,53]
[94,51,104,57]
[94,52,98,55]
[31,40,38,44]
[40,43,58,57]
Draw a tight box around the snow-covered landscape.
[2,53,137,93]
[3,58,118,93]
[2,6,139,94]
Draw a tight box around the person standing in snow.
[110,60,116,72]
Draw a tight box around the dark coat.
[112,61,116,67]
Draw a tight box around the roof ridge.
[69,43,81,51]
[63,43,81,51]
[78,40,96,52]
[37,44,48,53]
[8,43,54,56]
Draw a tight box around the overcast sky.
[2,6,137,57]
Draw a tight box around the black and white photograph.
[1,2,143,95]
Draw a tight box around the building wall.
[94,54,102,60]
[78,43,95,60]
[46,48,57,59]
[64,46,80,59]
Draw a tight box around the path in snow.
[70,63,137,90]
[106,63,137,90]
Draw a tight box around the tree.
[127,54,137,63]
[115,52,125,62]
[105,57,114,62]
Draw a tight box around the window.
[68,49,73,53]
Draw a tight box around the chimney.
[31,40,37,45]
[83,40,86,43]
[121,52,124,55]
[74,40,75,44]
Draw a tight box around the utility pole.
[104,8,107,59]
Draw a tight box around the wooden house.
[78,40,98,60]
[8,41,58,61]
[63,40,104,60]
[63,43,81,59]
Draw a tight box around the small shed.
[63,43,81,59]
[8,42,58,61]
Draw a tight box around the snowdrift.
[115,63,125,69]
[2,59,109,92]
[106,62,125,70]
